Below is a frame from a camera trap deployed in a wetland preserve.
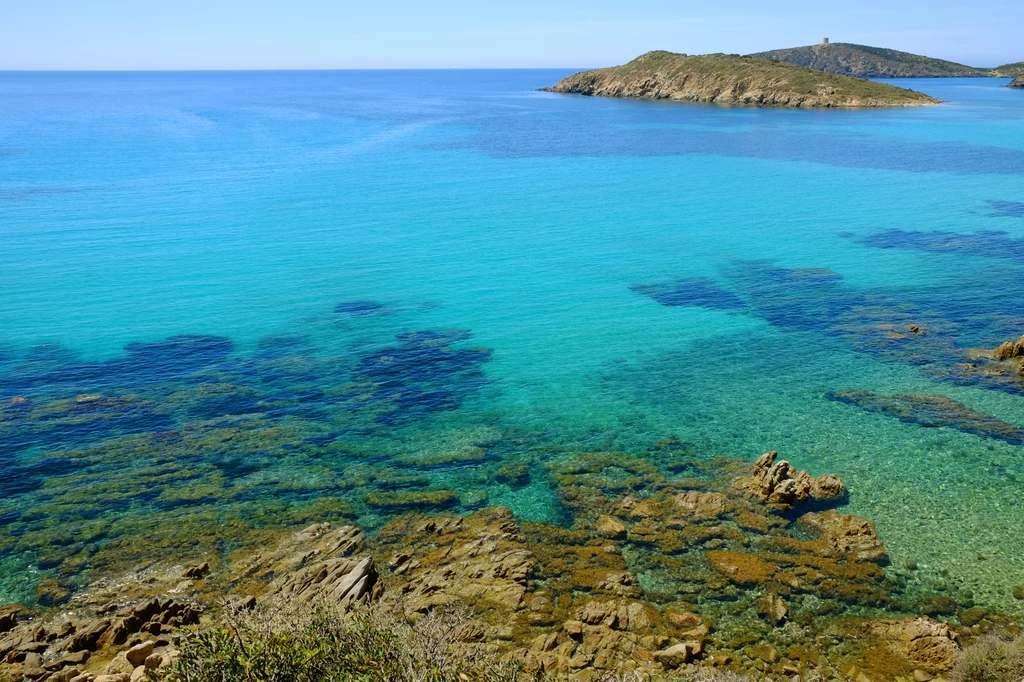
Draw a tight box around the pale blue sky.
[2,0,1020,70]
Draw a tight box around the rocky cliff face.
[544,51,939,108]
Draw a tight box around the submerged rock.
[630,277,746,310]
[829,390,1024,445]
[334,300,391,317]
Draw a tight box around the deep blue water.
[1,71,1023,609]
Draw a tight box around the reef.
[630,278,746,310]
[712,261,1024,397]
[0,327,496,602]
[334,300,391,317]
[988,200,1024,218]
[828,390,1024,446]
[544,51,939,108]
[849,228,1024,262]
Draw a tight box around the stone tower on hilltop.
[822,37,829,45]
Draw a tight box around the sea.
[1,70,1022,612]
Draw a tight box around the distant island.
[749,40,1024,78]
[543,51,939,108]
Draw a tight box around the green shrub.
[953,634,1024,682]
[161,601,521,682]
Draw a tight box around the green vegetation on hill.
[749,42,990,78]
[544,50,938,108]
[996,62,1024,77]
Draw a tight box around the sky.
[1,0,1020,70]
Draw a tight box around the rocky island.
[1010,76,1024,88]
[544,51,939,108]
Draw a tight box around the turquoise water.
[1,72,1023,611]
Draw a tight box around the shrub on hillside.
[952,634,1024,682]
[160,601,521,682]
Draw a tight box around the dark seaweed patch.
[828,390,1024,445]
[724,262,852,331]
[352,329,491,423]
[850,229,1024,262]
[630,277,746,310]
[0,335,233,395]
[988,200,1024,218]
[335,300,391,317]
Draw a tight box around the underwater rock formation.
[828,390,1024,445]
[850,228,1024,262]
[630,277,746,310]
[987,200,1024,218]
[334,300,391,317]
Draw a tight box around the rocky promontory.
[543,51,940,108]
[1010,76,1024,88]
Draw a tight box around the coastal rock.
[673,490,733,519]
[271,555,379,606]
[1010,76,1024,88]
[993,334,1024,361]
[182,562,210,579]
[124,642,154,668]
[68,620,110,652]
[756,592,788,626]
[595,516,626,539]
[738,451,845,509]
[801,510,888,563]
[652,641,700,669]
[869,618,960,674]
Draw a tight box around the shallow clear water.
[1,71,1023,611]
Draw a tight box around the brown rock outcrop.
[870,617,960,674]
[738,451,845,509]
[801,510,888,563]
[993,334,1024,360]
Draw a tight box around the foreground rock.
[543,50,940,108]
[2,451,994,681]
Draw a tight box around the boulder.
[652,641,701,669]
[739,451,845,509]
[125,641,155,667]
[673,490,734,519]
[182,562,210,579]
[993,335,1024,360]
[757,592,788,626]
[801,510,888,563]
[595,516,626,539]
[870,618,960,674]
[68,620,110,652]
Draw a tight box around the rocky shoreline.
[3,451,1015,682]
[1010,77,1024,88]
